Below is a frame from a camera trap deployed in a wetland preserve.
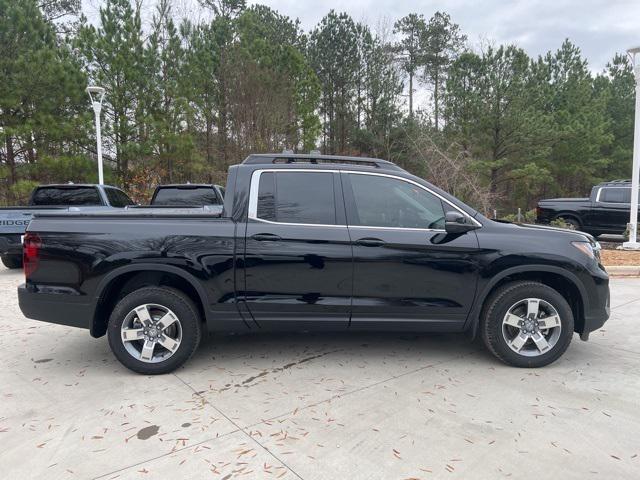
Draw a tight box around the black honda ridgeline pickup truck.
[18,154,610,374]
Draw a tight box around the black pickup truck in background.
[536,179,636,237]
[18,153,609,374]
[0,184,135,269]
[150,183,225,206]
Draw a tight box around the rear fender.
[92,264,212,337]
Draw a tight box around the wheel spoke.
[121,328,144,342]
[526,299,540,319]
[135,305,153,326]
[157,312,178,330]
[140,340,156,361]
[538,315,561,330]
[158,335,180,353]
[530,332,551,353]
[504,313,522,328]
[510,332,529,352]
[121,303,183,363]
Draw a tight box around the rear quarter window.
[599,188,630,203]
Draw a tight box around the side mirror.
[445,211,478,234]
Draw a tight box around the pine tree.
[422,12,466,131]
[393,14,426,117]
[0,0,87,203]
[75,0,147,184]
[308,11,360,153]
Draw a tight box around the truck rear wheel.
[107,286,202,374]
[1,255,22,269]
[481,281,574,368]
[555,216,581,230]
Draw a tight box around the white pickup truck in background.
[0,184,134,268]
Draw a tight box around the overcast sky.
[253,0,640,71]
[82,0,640,71]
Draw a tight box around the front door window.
[347,173,446,230]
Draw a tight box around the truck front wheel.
[107,286,202,374]
[481,281,574,368]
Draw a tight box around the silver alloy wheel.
[502,298,562,357]
[120,303,182,363]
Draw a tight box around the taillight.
[23,233,41,278]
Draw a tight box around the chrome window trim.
[247,168,482,230]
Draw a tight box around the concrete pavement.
[0,265,638,479]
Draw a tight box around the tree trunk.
[434,72,439,131]
[218,50,229,168]
[5,135,17,186]
[490,167,498,195]
[409,71,413,117]
[206,116,213,182]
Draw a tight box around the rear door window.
[152,187,221,206]
[255,171,337,225]
[31,187,102,206]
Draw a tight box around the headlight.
[572,241,599,261]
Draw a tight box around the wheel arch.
[91,264,210,338]
[467,265,588,338]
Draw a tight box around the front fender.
[465,264,589,337]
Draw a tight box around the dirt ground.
[601,249,640,266]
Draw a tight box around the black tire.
[481,281,574,368]
[107,286,202,374]
[556,216,581,230]
[1,255,22,269]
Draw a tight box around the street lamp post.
[86,86,106,185]
[623,47,640,250]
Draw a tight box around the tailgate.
[0,210,33,234]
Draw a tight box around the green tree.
[181,21,223,177]
[308,11,360,153]
[229,5,320,152]
[146,0,199,182]
[76,0,147,184]
[0,0,87,202]
[353,26,403,157]
[422,11,466,131]
[444,45,551,203]
[198,0,246,165]
[532,40,612,196]
[393,13,426,117]
[594,54,635,180]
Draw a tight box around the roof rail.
[599,179,632,184]
[242,153,403,171]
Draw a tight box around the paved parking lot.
[1,265,638,480]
